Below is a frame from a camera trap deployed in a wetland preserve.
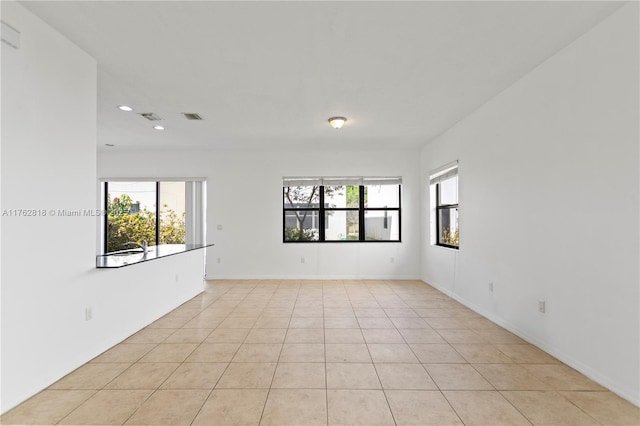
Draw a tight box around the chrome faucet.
[123,240,148,254]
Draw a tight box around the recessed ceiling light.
[153,125,165,130]
[118,105,133,112]
[328,116,347,129]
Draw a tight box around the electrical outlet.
[217,224,223,230]
[217,258,221,264]
[175,274,179,283]
[301,257,305,264]
[538,300,546,313]
[390,257,395,263]
[488,282,494,292]
[85,307,93,321]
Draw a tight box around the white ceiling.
[20,1,623,151]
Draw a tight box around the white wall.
[0,2,204,412]
[99,149,421,279]
[420,3,639,405]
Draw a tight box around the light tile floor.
[2,280,639,425]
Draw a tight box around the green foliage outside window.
[346,186,360,208]
[107,194,185,252]
[283,227,318,241]
[442,227,459,247]
[284,185,344,241]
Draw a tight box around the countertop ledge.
[96,243,213,268]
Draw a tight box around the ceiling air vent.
[1,21,20,49]
[182,113,203,121]
[138,112,162,121]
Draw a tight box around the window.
[283,177,401,242]
[430,163,459,249]
[102,180,205,253]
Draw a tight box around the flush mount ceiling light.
[328,116,347,129]
[153,125,165,130]
[117,105,133,112]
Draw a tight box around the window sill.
[432,244,459,252]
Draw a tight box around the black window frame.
[104,181,193,254]
[283,184,401,243]
[104,181,161,254]
[435,180,459,249]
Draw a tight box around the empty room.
[1,1,638,425]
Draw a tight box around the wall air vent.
[182,113,203,120]
[138,112,162,121]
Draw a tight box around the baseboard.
[206,274,421,280]
[421,279,640,407]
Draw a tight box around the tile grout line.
[69,288,232,425]
[186,283,245,426]
[52,390,100,426]
[360,281,398,426]
[388,282,465,425]
[494,390,536,426]
[6,280,625,426]
[124,284,233,426]
[256,280,297,426]
[323,282,330,426]
[386,282,466,426]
